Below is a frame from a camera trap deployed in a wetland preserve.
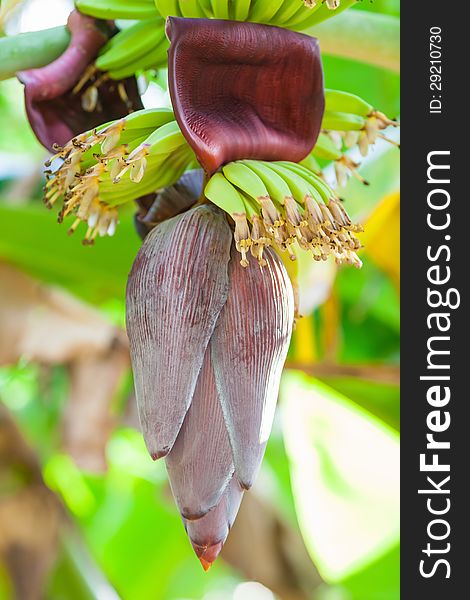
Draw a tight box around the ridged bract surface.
[22,76,143,152]
[211,249,294,489]
[166,347,234,519]
[143,170,204,226]
[167,17,324,174]
[126,205,232,459]
[135,170,204,240]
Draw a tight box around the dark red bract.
[167,17,325,174]
[18,10,142,151]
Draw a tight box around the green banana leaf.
[318,376,399,432]
[281,372,399,589]
[0,202,140,305]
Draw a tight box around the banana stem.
[306,11,400,73]
[58,526,120,600]
[0,26,70,80]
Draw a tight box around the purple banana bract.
[167,17,324,174]
[18,10,142,152]
[126,204,294,569]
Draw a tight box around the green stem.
[0,26,70,80]
[50,526,120,600]
[305,11,400,73]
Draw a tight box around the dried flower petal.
[167,17,324,174]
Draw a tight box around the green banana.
[270,0,304,25]
[210,0,230,18]
[76,0,159,20]
[119,107,175,131]
[283,0,321,28]
[222,161,270,201]
[143,120,187,155]
[291,0,356,31]
[197,0,214,18]
[238,191,261,221]
[260,161,315,206]
[178,0,205,17]
[107,36,169,79]
[205,172,248,217]
[205,172,254,266]
[233,0,252,20]
[154,0,182,17]
[299,153,322,175]
[96,19,164,72]
[277,161,333,204]
[240,160,293,205]
[312,133,343,161]
[92,109,175,148]
[322,111,366,132]
[324,89,373,117]
[249,0,284,23]
[97,19,159,56]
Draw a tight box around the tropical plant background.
[0,1,400,598]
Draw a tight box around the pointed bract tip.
[150,447,170,461]
[191,541,224,571]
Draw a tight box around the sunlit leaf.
[334,258,399,363]
[0,203,140,304]
[318,376,399,432]
[281,372,399,582]
[340,543,399,600]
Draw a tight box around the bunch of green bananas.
[153,0,303,22]
[75,0,348,26]
[154,0,348,26]
[94,17,168,80]
[247,0,351,30]
[75,0,354,82]
[205,158,362,268]
[44,108,195,243]
[75,0,160,20]
[43,106,362,267]
[324,89,398,147]
[43,88,399,244]
[305,89,399,186]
